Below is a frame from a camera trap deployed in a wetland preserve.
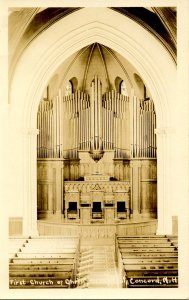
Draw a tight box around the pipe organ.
[37,76,157,222]
[131,97,156,158]
[37,76,156,160]
[102,91,130,158]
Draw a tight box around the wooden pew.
[118,240,171,244]
[117,239,172,243]
[120,251,178,258]
[10,269,73,277]
[117,235,167,240]
[124,268,178,277]
[25,242,77,247]
[9,277,73,288]
[10,263,74,271]
[122,257,178,264]
[20,248,77,254]
[26,237,78,244]
[21,242,77,247]
[118,242,176,248]
[9,238,28,244]
[9,239,29,252]
[167,237,178,248]
[15,252,75,259]
[9,236,80,289]
[168,238,178,243]
[124,275,178,288]
[166,235,178,239]
[116,234,178,288]
[118,246,177,252]
[121,264,178,288]
[10,258,75,265]
[123,262,178,270]
[117,237,169,242]
[118,235,178,248]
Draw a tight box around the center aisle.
[77,244,121,288]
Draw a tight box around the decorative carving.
[89,149,104,162]
[65,192,79,201]
[80,194,90,203]
[64,181,130,194]
[91,183,104,191]
[84,173,110,181]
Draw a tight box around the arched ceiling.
[112,7,176,59]
[9,8,176,55]
[45,42,151,100]
[9,6,177,129]
[45,43,137,98]
[9,7,177,86]
[49,43,149,98]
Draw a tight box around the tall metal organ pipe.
[37,78,157,160]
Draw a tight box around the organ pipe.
[37,77,157,160]
[130,97,157,158]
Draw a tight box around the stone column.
[155,127,173,235]
[1,103,10,236]
[22,128,39,236]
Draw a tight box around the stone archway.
[9,8,176,235]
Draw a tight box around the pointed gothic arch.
[9,8,176,235]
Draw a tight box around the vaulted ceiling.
[9,7,177,86]
[9,8,177,58]
[46,42,147,100]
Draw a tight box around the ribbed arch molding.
[11,8,176,128]
[9,8,176,235]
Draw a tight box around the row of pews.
[9,236,80,288]
[116,235,178,288]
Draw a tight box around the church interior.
[36,42,157,225]
[6,6,183,291]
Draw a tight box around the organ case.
[37,76,157,222]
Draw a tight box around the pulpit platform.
[37,219,157,238]
[63,172,131,224]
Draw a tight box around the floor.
[77,244,121,288]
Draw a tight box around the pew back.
[9,236,80,289]
[116,234,178,288]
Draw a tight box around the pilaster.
[130,159,141,218]
[22,128,39,236]
[155,127,173,235]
